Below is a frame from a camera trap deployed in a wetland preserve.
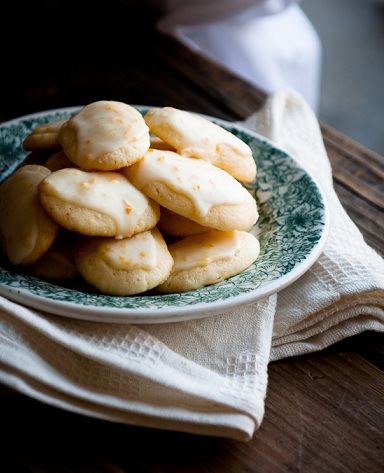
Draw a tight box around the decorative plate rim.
[0,105,330,324]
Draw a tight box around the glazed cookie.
[156,230,260,293]
[150,135,175,151]
[27,231,79,280]
[0,165,59,265]
[58,101,150,171]
[157,207,211,238]
[23,119,68,151]
[38,168,160,238]
[44,150,75,171]
[124,149,258,232]
[144,106,256,182]
[74,227,174,296]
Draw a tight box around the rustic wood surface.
[1,5,383,471]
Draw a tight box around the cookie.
[58,101,150,170]
[0,165,59,265]
[124,149,258,232]
[144,106,256,182]
[38,168,160,238]
[150,135,175,151]
[156,230,260,293]
[22,118,68,151]
[27,231,79,279]
[44,150,75,171]
[157,207,211,238]
[74,227,174,296]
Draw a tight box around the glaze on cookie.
[38,168,160,238]
[144,106,256,182]
[74,227,174,296]
[59,101,150,170]
[157,230,260,293]
[124,149,258,231]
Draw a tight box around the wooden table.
[1,5,383,471]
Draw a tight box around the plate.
[0,106,330,324]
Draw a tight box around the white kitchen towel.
[241,88,384,361]
[0,88,383,442]
[0,295,276,441]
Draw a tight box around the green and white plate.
[0,106,330,324]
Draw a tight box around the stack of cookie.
[0,101,260,296]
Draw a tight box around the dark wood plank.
[322,123,384,210]
[263,347,384,473]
